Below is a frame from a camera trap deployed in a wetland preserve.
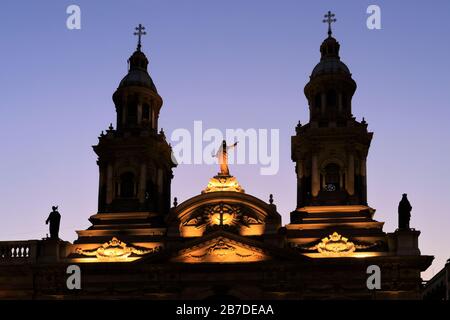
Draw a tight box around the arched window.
[127,103,137,124]
[142,104,150,121]
[326,90,337,107]
[314,93,321,109]
[120,172,135,198]
[324,163,340,191]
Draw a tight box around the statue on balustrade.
[398,194,412,230]
[45,206,61,239]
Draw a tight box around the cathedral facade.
[0,22,432,300]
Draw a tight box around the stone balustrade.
[0,240,38,264]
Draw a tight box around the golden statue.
[203,140,244,193]
[214,140,238,176]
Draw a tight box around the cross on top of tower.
[134,24,147,51]
[322,11,336,36]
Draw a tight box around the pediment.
[180,202,266,238]
[170,235,271,263]
[167,192,282,239]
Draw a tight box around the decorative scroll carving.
[75,237,160,261]
[354,242,379,250]
[184,216,204,227]
[317,232,355,255]
[202,175,244,193]
[294,232,380,257]
[205,204,240,226]
[242,215,260,225]
[183,203,262,229]
[187,239,263,261]
[295,232,355,256]
[207,239,236,257]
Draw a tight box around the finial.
[269,194,274,205]
[323,11,337,37]
[361,117,367,124]
[108,123,114,131]
[134,24,147,51]
[173,197,178,207]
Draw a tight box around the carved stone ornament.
[207,239,236,257]
[183,203,261,228]
[295,232,379,256]
[202,175,245,193]
[317,232,356,256]
[188,239,262,260]
[75,237,159,261]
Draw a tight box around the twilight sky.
[0,0,449,279]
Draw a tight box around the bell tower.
[74,25,175,244]
[292,12,373,208]
[95,24,175,215]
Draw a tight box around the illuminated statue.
[398,194,412,230]
[214,140,238,176]
[45,206,61,239]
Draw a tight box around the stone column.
[338,92,343,113]
[137,100,142,125]
[297,160,304,207]
[106,163,114,204]
[346,154,355,195]
[138,163,147,203]
[122,109,127,127]
[157,169,164,193]
[152,109,157,130]
[98,165,105,209]
[361,158,367,203]
[98,165,104,190]
[312,154,320,197]
[360,158,367,176]
[121,97,127,126]
[321,93,326,115]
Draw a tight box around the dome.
[119,69,157,91]
[310,35,351,78]
[117,50,157,92]
[311,58,350,77]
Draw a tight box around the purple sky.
[0,1,449,279]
